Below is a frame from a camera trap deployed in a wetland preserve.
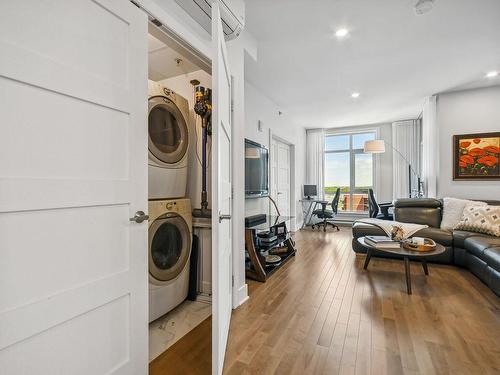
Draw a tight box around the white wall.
[159,70,212,211]
[436,85,500,199]
[244,81,306,229]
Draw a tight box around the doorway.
[144,3,236,374]
[270,136,293,219]
[146,29,214,362]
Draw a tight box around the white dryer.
[148,198,192,322]
[148,80,190,199]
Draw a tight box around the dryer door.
[148,96,189,165]
[149,213,191,283]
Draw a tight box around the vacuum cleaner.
[191,80,212,218]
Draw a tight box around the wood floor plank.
[151,228,500,375]
[225,228,500,375]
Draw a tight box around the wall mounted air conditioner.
[174,0,245,40]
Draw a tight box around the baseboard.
[195,293,212,304]
[233,283,249,309]
[201,281,211,295]
[294,220,304,231]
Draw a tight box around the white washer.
[148,80,190,199]
[148,198,192,322]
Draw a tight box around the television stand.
[245,215,296,282]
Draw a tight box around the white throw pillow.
[440,197,486,231]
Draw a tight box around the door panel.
[0,1,148,374]
[271,139,291,216]
[212,2,233,374]
[1,296,130,375]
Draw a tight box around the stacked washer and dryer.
[147,80,193,322]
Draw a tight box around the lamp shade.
[363,139,386,153]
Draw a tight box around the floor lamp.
[363,139,423,198]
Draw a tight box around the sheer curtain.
[421,96,438,197]
[306,129,325,199]
[392,120,422,199]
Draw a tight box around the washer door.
[148,96,188,165]
[149,213,191,283]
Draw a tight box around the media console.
[244,215,297,282]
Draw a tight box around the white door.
[0,1,148,374]
[211,2,233,374]
[271,139,291,216]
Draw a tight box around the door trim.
[269,130,296,230]
[132,0,212,72]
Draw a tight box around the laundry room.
[146,27,214,362]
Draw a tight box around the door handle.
[277,192,283,195]
[218,213,231,223]
[130,211,149,223]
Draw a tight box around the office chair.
[368,188,393,220]
[311,188,340,232]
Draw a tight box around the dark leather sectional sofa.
[352,198,500,296]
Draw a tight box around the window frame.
[324,129,378,213]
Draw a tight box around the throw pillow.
[454,204,500,237]
[440,197,486,231]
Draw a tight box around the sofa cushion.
[483,247,500,272]
[352,222,386,238]
[483,200,500,206]
[394,199,442,227]
[464,236,500,258]
[440,197,486,230]
[455,204,500,237]
[394,198,442,208]
[452,230,492,249]
[394,207,441,227]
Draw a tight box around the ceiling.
[148,34,201,81]
[244,0,500,128]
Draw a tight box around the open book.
[356,218,428,240]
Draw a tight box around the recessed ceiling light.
[486,71,498,78]
[351,92,360,98]
[335,28,349,38]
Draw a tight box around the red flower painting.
[454,133,500,180]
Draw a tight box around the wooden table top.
[357,237,446,257]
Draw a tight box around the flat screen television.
[245,139,269,198]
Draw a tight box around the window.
[324,132,375,213]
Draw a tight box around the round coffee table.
[357,237,446,294]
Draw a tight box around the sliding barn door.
[212,2,233,374]
[0,1,149,374]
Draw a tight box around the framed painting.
[453,132,500,180]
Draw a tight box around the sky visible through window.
[324,133,374,188]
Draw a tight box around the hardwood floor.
[224,228,500,375]
[149,228,500,374]
[150,317,211,375]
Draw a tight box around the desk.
[300,199,329,229]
